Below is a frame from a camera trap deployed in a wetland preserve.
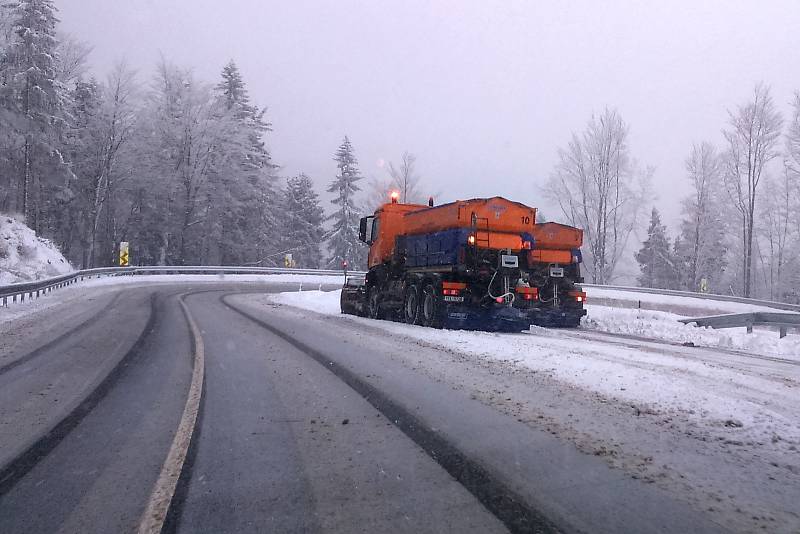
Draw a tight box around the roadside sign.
[119,242,130,267]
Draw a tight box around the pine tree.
[212,60,279,264]
[326,136,366,269]
[0,0,65,227]
[636,208,676,289]
[282,174,324,268]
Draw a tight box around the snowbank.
[271,288,800,359]
[268,289,800,444]
[0,214,72,285]
[584,304,800,358]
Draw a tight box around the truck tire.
[403,284,421,325]
[421,283,443,328]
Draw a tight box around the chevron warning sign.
[119,242,130,267]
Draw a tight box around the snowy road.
[0,277,796,533]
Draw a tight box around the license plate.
[550,267,564,278]
[443,296,465,302]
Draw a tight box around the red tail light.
[517,287,539,301]
[442,282,467,297]
[568,290,587,303]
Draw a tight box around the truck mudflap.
[443,303,586,331]
[528,307,587,328]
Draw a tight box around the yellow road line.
[137,295,205,534]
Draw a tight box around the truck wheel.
[403,284,421,325]
[368,289,383,320]
[421,283,443,328]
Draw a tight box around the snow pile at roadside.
[584,304,800,357]
[272,288,800,359]
[268,288,800,446]
[274,286,342,314]
[0,214,72,285]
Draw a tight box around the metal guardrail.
[582,283,800,313]
[0,266,366,307]
[679,312,800,338]
[4,266,800,320]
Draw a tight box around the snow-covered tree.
[544,108,650,284]
[54,33,91,86]
[326,136,366,269]
[282,174,324,268]
[388,151,423,204]
[135,60,229,265]
[675,142,728,292]
[0,0,66,227]
[722,83,783,297]
[211,60,279,264]
[787,92,800,180]
[61,63,138,267]
[757,164,798,301]
[636,208,676,289]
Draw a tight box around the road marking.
[137,295,205,534]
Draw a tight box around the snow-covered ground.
[273,288,800,359]
[0,214,72,285]
[269,288,800,444]
[585,304,800,357]
[263,288,800,532]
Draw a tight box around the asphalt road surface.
[0,281,731,534]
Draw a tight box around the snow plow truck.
[340,194,587,332]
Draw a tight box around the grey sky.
[58,0,800,228]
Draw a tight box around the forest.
[2,1,800,302]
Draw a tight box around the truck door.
[367,216,381,267]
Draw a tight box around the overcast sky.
[58,0,800,228]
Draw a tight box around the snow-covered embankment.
[0,214,72,285]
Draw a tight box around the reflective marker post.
[119,242,130,267]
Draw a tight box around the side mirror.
[359,217,369,243]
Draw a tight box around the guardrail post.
[780,326,787,339]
